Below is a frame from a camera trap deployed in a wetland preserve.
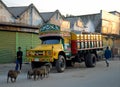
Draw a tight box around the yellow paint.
[27,44,64,62]
[102,36,113,48]
[64,37,70,43]
[84,34,88,40]
[80,34,84,40]
[71,32,77,40]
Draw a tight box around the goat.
[7,70,20,83]
[27,69,34,79]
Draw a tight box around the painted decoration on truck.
[40,24,60,32]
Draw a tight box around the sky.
[2,0,120,16]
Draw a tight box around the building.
[66,10,120,56]
[40,10,70,29]
[0,0,44,63]
[66,16,87,34]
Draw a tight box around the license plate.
[34,58,39,61]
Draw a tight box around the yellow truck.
[26,24,103,72]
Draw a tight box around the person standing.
[104,46,111,67]
[15,47,23,71]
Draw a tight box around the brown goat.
[33,66,49,80]
[40,66,49,78]
[7,70,20,83]
[27,69,34,79]
[44,63,52,74]
[32,63,52,80]
[33,68,41,80]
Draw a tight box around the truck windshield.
[42,39,60,44]
[40,36,63,45]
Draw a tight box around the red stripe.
[71,40,77,55]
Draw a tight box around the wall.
[32,8,43,26]
[16,7,43,26]
[49,13,63,26]
[0,3,14,22]
[0,30,40,63]
[0,31,16,63]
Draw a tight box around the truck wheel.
[56,55,66,72]
[85,54,96,67]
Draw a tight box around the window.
[42,39,60,44]
[41,36,62,45]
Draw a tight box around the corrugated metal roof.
[8,6,28,18]
[40,12,55,22]
[0,0,16,17]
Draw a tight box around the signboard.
[101,10,119,35]
[40,24,60,32]
[39,24,70,37]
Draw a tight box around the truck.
[26,24,103,72]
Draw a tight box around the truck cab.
[26,24,68,72]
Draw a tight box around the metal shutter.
[17,32,40,62]
[32,34,40,48]
[0,31,16,63]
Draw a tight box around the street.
[0,60,120,87]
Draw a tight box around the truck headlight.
[26,51,33,56]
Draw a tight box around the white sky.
[2,0,120,16]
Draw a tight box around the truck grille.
[34,51,44,56]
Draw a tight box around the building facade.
[66,10,120,56]
[0,0,43,63]
[0,0,120,63]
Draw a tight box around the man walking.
[15,47,23,71]
[104,46,111,67]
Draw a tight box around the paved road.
[0,60,120,87]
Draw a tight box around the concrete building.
[0,0,44,63]
[66,10,120,56]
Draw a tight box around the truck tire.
[56,55,66,72]
[85,53,96,67]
